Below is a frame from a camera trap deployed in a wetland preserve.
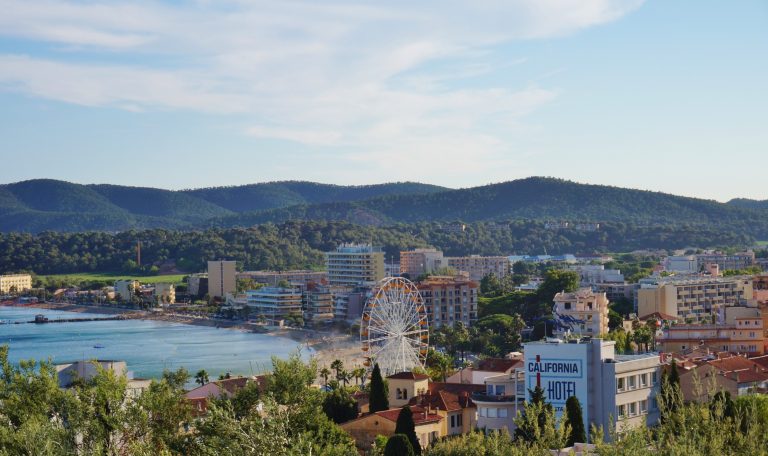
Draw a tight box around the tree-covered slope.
[89,184,233,221]
[183,181,447,213]
[727,198,768,210]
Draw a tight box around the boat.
[93,344,105,349]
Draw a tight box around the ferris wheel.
[361,277,429,376]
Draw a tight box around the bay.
[0,306,308,380]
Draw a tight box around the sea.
[0,306,308,381]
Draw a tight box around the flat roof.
[614,353,659,363]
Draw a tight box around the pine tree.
[369,363,389,413]
[384,434,414,456]
[565,396,586,446]
[395,405,421,455]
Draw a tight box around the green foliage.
[266,352,317,405]
[425,349,454,382]
[565,396,586,446]
[425,429,548,456]
[322,386,359,424]
[384,434,415,456]
[394,406,421,455]
[369,364,389,413]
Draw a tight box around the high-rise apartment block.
[417,275,478,327]
[208,260,237,298]
[445,255,509,281]
[326,244,385,286]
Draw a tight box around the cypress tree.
[384,434,414,456]
[369,363,389,413]
[565,396,586,446]
[395,405,421,455]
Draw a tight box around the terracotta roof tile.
[476,358,522,372]
[387,372,430,380]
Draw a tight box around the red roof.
[387,372,430,380]
[408,382,485,411]
[375,406,443,425]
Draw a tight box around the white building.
[114,280,139,301]
[522,339,661,440]
[664,256,698,274]
[246,287,303,321]
[445,255,510,281]
[568,265,624,285]
[326,244,385,286]
[0,274,32,294]
[553,288,610,338]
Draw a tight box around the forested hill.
[728,198,768,210]
[0,179,445,232]
[2,177,768,236]
[208,178,768,237]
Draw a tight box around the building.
[400,249,445,277]
[408,383,485,437]
[245,287,303,322]
[677,355,768,402]
[508,254,578,265]
[596,283,638,304]
[695,251,755,272]
[417,275,478,328]
[187,273,208,297]
[473,369,526,433]
[388,372,431,408]
[237,270,327,287]
[445,255,509,281]
[114,280,139,301]
[446,357,524,385]
[302,285,335,324]
[568,265,624,285]
[340,405,442,451]
[333,286,369,321]
[0,273,32,294]
[637,275,754,322]
[56,360,151,397]
[326,244,385,286]
[553,288,610,338]
[663,256,698,273]
[185,376,267,416]
[385,261,401,277]
[657,306,767,355]
[208,260,237,298]
[154,282,176,305]
[523,338,661,439]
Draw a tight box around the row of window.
[449,413,464,428]
[617,398,655,419]
[617,372,657,392]
[478,407,510,418]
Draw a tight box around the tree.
[565,396,586,446]
[369,364,389,413]
[536,270,579,303]
[384,434,414,456]
[322,387,359,424]
[331,359,344,381]
[320,367,331,388]
[195,369,209,386]
[352,367,367,387]
[395,406,421,455]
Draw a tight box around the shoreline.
[5,302,363,370]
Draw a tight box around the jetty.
[3,314,128,325]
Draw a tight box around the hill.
[727,198,768,210]
[0,179,446,232]
[208,178,768,237]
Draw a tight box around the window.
[403,389,408,399]
[498,408,508,418]
[640,400,648,414]
[396,388,402,399]
[479,407,485,417]
[628,375,636,389]
[495,385,506,396]
[630,402,637,416]
[640,373,648,387]
[457,414,463,426]
[617,405,626,418]
[565,303,572,310]
[652,372,658,385]
[617,377,625,392]
[487,385,494,395]
[451,415,455,427]
[487,408,498,418]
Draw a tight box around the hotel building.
[326,244,385,286]
[208,260,237,298]
[245,287,303,321]
[417,275,478,328]
[0,273,32,294]
[400,248,445,277]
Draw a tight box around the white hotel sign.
[524,347,590,425]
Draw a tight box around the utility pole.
[137,241,142,267]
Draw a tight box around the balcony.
[471,392,518,403]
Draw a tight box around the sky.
[0,0,766,202]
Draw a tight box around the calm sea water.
[0,306,308,380]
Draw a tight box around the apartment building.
[657,306,767,355]
[523,339,661,439]
[637,275,754,322]
[245,287,303,321]
[326,244,385,286]
[114,280,139,301]
[400,248,444,277]
[302,285,335,324]
[237,270,327,287]
[473,369,526,433]
[154,283,176,305]
[187,273,208,297]
[208,260,237,298]
[0,273,32,294]
[417,275,478,328]
[553,288,610,337]
[568,265,624,285]
[696,251,755,272]
[445,255,509,281]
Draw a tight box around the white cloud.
[0,0,644,180]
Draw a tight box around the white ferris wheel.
[361,277,429,376]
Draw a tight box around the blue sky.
[0,0,766,201]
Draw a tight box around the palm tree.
[331,359,344,381]
[194,369,209,386]
[339,369,352,387]
[352,367,367,388]
[320,367,331,388]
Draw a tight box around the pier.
[3,315,128,325]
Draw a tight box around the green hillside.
[183,181,447,213]
[728,198,768,210]
[89,184,233,221]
